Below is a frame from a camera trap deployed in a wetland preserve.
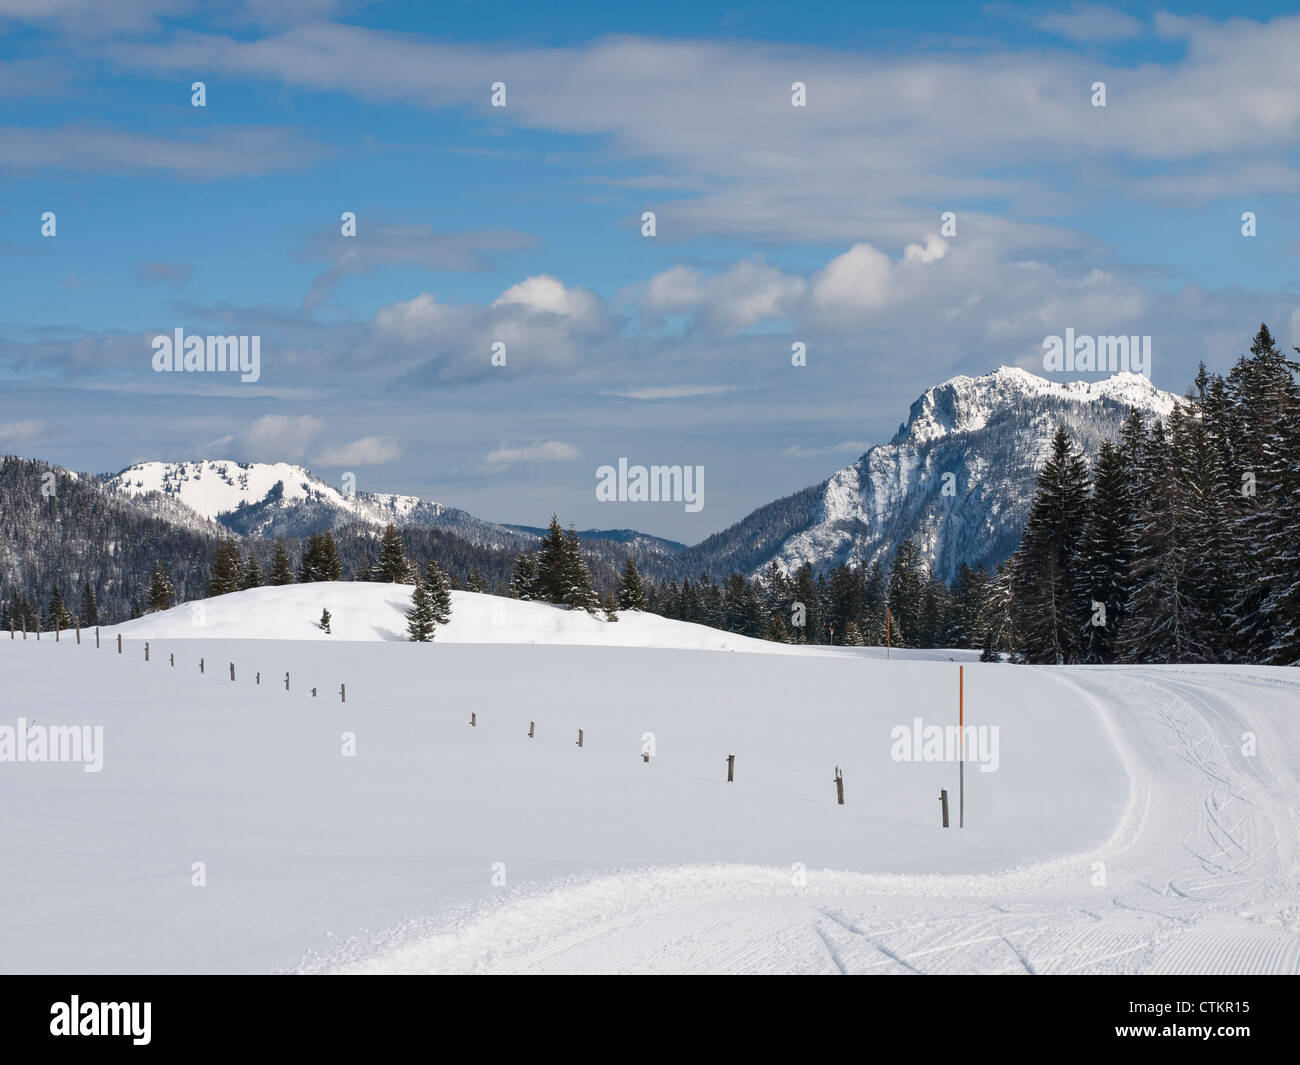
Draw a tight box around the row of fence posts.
[14,618,968,825]
[11,618,349,703]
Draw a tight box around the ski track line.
[296,666,1300,975]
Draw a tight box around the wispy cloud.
[483,440,579,466]
[611,385,739,400]
[782,441,869,459]
[0,419,47,445]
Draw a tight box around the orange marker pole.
[959,665,965,829]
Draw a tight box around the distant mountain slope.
[0,456,227,621]
[680,367,1180,582]
[105,459,535,549]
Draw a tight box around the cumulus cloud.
[315,435,401,466]
[238,414,324,461]
[640,258,806,333]
[494,274,605,329]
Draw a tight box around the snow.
[764,365,1180,581]
[105,583,844,655]
[3,585,1298,974]
[108,460,336,521]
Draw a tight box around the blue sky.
[2,1,1299,541]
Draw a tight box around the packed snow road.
[301,665,1300,975]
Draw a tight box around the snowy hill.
[682,367,1181,582]
[108,582,842,655]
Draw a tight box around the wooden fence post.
[284,672,290,691]
[471,712,476,727]
[340,684,346,703]
[576,728,583,748]
[230,662,235,682]
[170,653,174,667]
[95,626,99,649]
[144,642,149,662]
[528,721,535,739]
[200,657,204,674]
[256,672,260,685]
[940,787,950,828]
[311,687,317,697]
[642,752,650,763]
[726,754,735,782]
[55,624,59,642]
[834,766,844,805]
[75,619,80,644]
[117,633,121,654]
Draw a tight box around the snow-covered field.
[2,585,1297,974]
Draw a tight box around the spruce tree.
[466,568,484,593]
[242,547,263,590]
[1119,415,1212,663]
[78,583,98,628]
[147,563,174,613]
[269,539,295,585]
[49,586,73,630]
[320,608,331,634]
[562,524,599,612]
[377,524,407,583]
[321,531,343,581]
[616,556,646,611]
[208,541,242,596]
[602,594,619,622]
[536,515,569,603]
[406,580,436,642]
[424,559,453,625]
[767,612,789,643]
[1077,439,1133,662]
[510,552,539,600]
[1012,425,1091,664]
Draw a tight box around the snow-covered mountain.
[105,459,533,549]
[682,367,1181,582]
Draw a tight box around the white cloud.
[239,414,324,461]
[484,440,579,466]
[315,436,401,466]
[372,292,444,343]
[612,385,738,400]
[494,275,604,328]
[1033,3,1143,42]
[809,242,897,316]
[0,418,46,445]
[641,258,806,333]
[782,441,870,458]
